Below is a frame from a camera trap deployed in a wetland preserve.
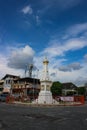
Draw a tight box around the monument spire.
[42,57,49,81]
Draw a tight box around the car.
[0,93,9,102]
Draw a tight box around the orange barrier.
[74,96,85,104]
[53,95,85,105]
[6,96,15,103]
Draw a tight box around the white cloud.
[38,0,81,15]
[42,54,86,86]
[42,38,87,58]
[59,66,71,72]
[59,62,82,72]
[65,39,86,50]
[74,76,87,86]
[49,61,87,86]
[58,0,81,10]
[0,43,86,86]
[36,15,41,25]
[38,22,87,86]
[0,45,36,79]
[84,54,87,59]
[68,62,82,70]
[41,23,87,60]
[8,45,35,69]
[0,55,8,76]
[0,54,23,79]
[66,23,87,37]
[84,54,87,62]
[21,5,33,15]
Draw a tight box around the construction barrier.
[74,96,85,104]
[6,95,15,103]
[60,96,74,102]
[53,95,85,105]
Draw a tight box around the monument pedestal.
[38,80,53,104]
[38,91,53,104]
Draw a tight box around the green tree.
[51,81,62,96]
[77,87,86,96]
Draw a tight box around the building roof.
[2,74,20,80]
[62,82,77,90]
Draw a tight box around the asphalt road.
[0,103,87,130]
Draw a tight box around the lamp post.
[33,74,35,100]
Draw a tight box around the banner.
[60,96,74,101]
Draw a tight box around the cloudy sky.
[0,0,87,86]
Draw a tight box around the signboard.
[60,96,74,102]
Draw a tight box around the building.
[12,77,40,99]
[0,80,4,94]
[62,82,78,96]
[0,74,40,99]
[1,74,19,93]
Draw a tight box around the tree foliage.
[77,87,86,96]
[51,81,62,96]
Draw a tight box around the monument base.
[37,91,53,104]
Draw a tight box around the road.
[0,103,87,130]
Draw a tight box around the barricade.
[6,95,15,103]
[54,96,85,105]
[74,96,85,104]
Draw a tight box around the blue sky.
[0,0,87,86]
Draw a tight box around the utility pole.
[29,64,33,78]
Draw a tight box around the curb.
[8,101,84,107]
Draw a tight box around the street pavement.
[0,103,87,130]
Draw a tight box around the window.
[6,80,8,84]
[8,80,10,84]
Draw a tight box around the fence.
[53,95,85,104]
[74,96,85,104]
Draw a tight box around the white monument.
[38,57,53,104]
